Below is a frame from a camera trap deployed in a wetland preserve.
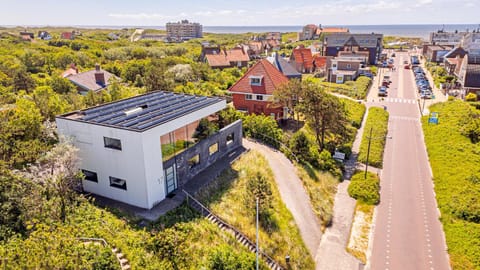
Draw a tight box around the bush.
[450,184,480,223]
[466,93,478,102]
[348,171,380,205]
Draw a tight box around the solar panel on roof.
[65,91,223,131]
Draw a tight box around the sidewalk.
[315,103,372,270]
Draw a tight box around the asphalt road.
[368,51,450,270]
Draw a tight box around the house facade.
[324,33,383,65]
[457,54,480,99]
[56,91,241,209]
[326,58,362,83]
[425,45,453,63]
[228,59,289,120]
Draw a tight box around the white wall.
[56,99,226,209]
[56,118,149,208]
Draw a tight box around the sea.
[5,24,480,40]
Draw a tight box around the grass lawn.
[305,76,372,100]
[296,163,339,230]
[347,202,375,264]
[422,100,480,269]
[197,150,315,270]
[358,107,389,168]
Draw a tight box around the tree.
[50,76,76,94]
[20,139,82,222]
[32,86,70,121]
[297,82,348,151]
[12,68,36,93]
[145,62,174,92]
[273,78,302,121]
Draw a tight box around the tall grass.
[422,100,480,269]
[358,107,389,168]
[296,163,339,230]
[197,150,315,270]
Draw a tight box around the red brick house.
[228,59,289,120]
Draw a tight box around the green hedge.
[422,100,480,269]
[348,171,380,205]
[358,107,389,168]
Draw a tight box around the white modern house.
[55,91,239,209]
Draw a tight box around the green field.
[422,100,480,269]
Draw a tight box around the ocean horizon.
[3,24,479,40]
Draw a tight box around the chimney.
[94,64,105,85]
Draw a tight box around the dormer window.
[249,75,263,86]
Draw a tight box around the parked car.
[378,86,388,97]
[391,53,396,57]
[404,64,410,69]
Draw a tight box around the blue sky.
[0,0,479,26]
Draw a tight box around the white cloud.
[108,13,175,20]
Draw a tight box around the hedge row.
[357,107,389,168]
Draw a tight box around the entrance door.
[164,165,177,195]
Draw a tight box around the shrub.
[450,183,480,223]
[466,92,478,102]
[348,171,380,205]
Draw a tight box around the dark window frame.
[109,176,127,190]
[82,169,98,182]
[104,137,122,150]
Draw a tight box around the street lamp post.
[365,127,373,179]
[256,197,259,270]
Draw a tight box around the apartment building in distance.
[166,20,203,41]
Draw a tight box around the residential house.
[64,64,120,94]
[326,58,362,83]
[203,46,250,69]
[324,33,383,65]
[19,31,34,39]
[267,53,302,80]
[37,31,52,40]
[316,26,349,37]
[228,59,289,120]
[457,54,480,99]
[61,31,75,40]
[313,55,330,73]
[430,30,467,46]
[290,46,314,73]
[265,32,282,41]
[461,31,480,56]
[425,45,453,63]
[56,91,241,209]
[299,24,318,41]
[443,47,467,75]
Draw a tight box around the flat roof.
[57,91,225,132]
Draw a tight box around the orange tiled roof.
[205,54,231,68]
[227,47,250,62]
[324,27,349,33]
[228,59,289,95]
[292,48,314,69]
[313,55,328,69]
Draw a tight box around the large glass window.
[104,137,122,150]
[109,176,127,190]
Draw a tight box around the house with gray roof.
[457,54,480,99]
[56,91,242,208]
[64,64,119,94]
[267,53,302,80]
[324,33,383,65]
